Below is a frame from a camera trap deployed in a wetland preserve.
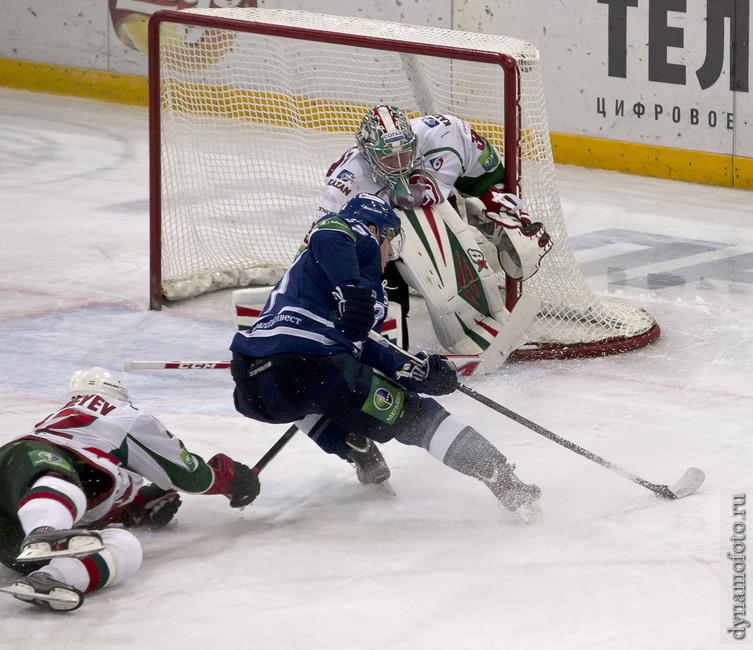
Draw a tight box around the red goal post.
[148,7,660,359]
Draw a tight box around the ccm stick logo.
[122,360,232,370]
[170,362,229,369]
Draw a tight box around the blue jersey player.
[230,194,541,521]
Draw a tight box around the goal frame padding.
[147,9,522,311]
[147,8,660,360]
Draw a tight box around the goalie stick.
[369,332,705,500]
[123,292,539,376]
[419,293,541,375]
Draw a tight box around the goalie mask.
[68,367,129,402]
[356,105,417,200]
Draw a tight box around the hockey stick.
[252,424,298,474]
[123,360,231,370]
[457,385,705,499]
[365,292,541,375]
[122,294,538,376]
[121,361,297,473]
[451,293,541,374]
[368,330,705,500]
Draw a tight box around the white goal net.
[150,7,659,358]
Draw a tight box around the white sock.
[41,528,143,593]
[17,476,87,533]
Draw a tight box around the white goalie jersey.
[319,114,511,357]
[319,114,503,216]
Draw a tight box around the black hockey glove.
[137,488,182,529]
[91,484,182,530]
[396,352,458,396]
[207,453,261,508]
[331,285,377,342]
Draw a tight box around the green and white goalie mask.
[356,105,418,200]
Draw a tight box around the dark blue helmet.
[339,193,401,242]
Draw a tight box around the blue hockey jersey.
[230,214,405,377]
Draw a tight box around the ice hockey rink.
[1,86,752,649]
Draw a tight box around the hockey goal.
[148,7,660,359]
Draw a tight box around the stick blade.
[665,467,705,499]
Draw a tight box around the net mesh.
[154,8,658,355]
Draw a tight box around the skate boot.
[345,433,391,485]
[0,572,84,611]
[17,527,104,562]
[481,462,542,523]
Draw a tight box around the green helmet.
[356,105,417,198]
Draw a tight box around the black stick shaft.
[360,330,682,499]
[252,424,298,474]
[457,384,674,498]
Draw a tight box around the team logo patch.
[180,449,198,470]
[28,450,74,472]
[429,157,444,171]
[421,116,440,127]
[373,388,394,410]
[362,376,405,424]
[337,169,355,182]
[384,131,405,143]
[467,248,488,271]
[478,146,499,171]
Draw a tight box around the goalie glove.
[464,188,552,281]
[395,351,458,396]
[331,285,377,342]
[478,186,526,217]
[207,453,260,508]
[464,185,525,226]
[493,213,553,280]
[91,484,182,530]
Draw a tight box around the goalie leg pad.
[395,202,509,354]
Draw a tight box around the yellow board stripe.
[551,132,752,189]
[0,58,147,106]
[1,57,750,189]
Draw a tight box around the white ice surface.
[1,88,752,649]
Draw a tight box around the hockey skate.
[481,463,542,524]
[17,527,104,562]
[345,433,391,485]
[0,572,84,611]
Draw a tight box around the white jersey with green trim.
[319,114,501,215]
[17,393,213,523]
